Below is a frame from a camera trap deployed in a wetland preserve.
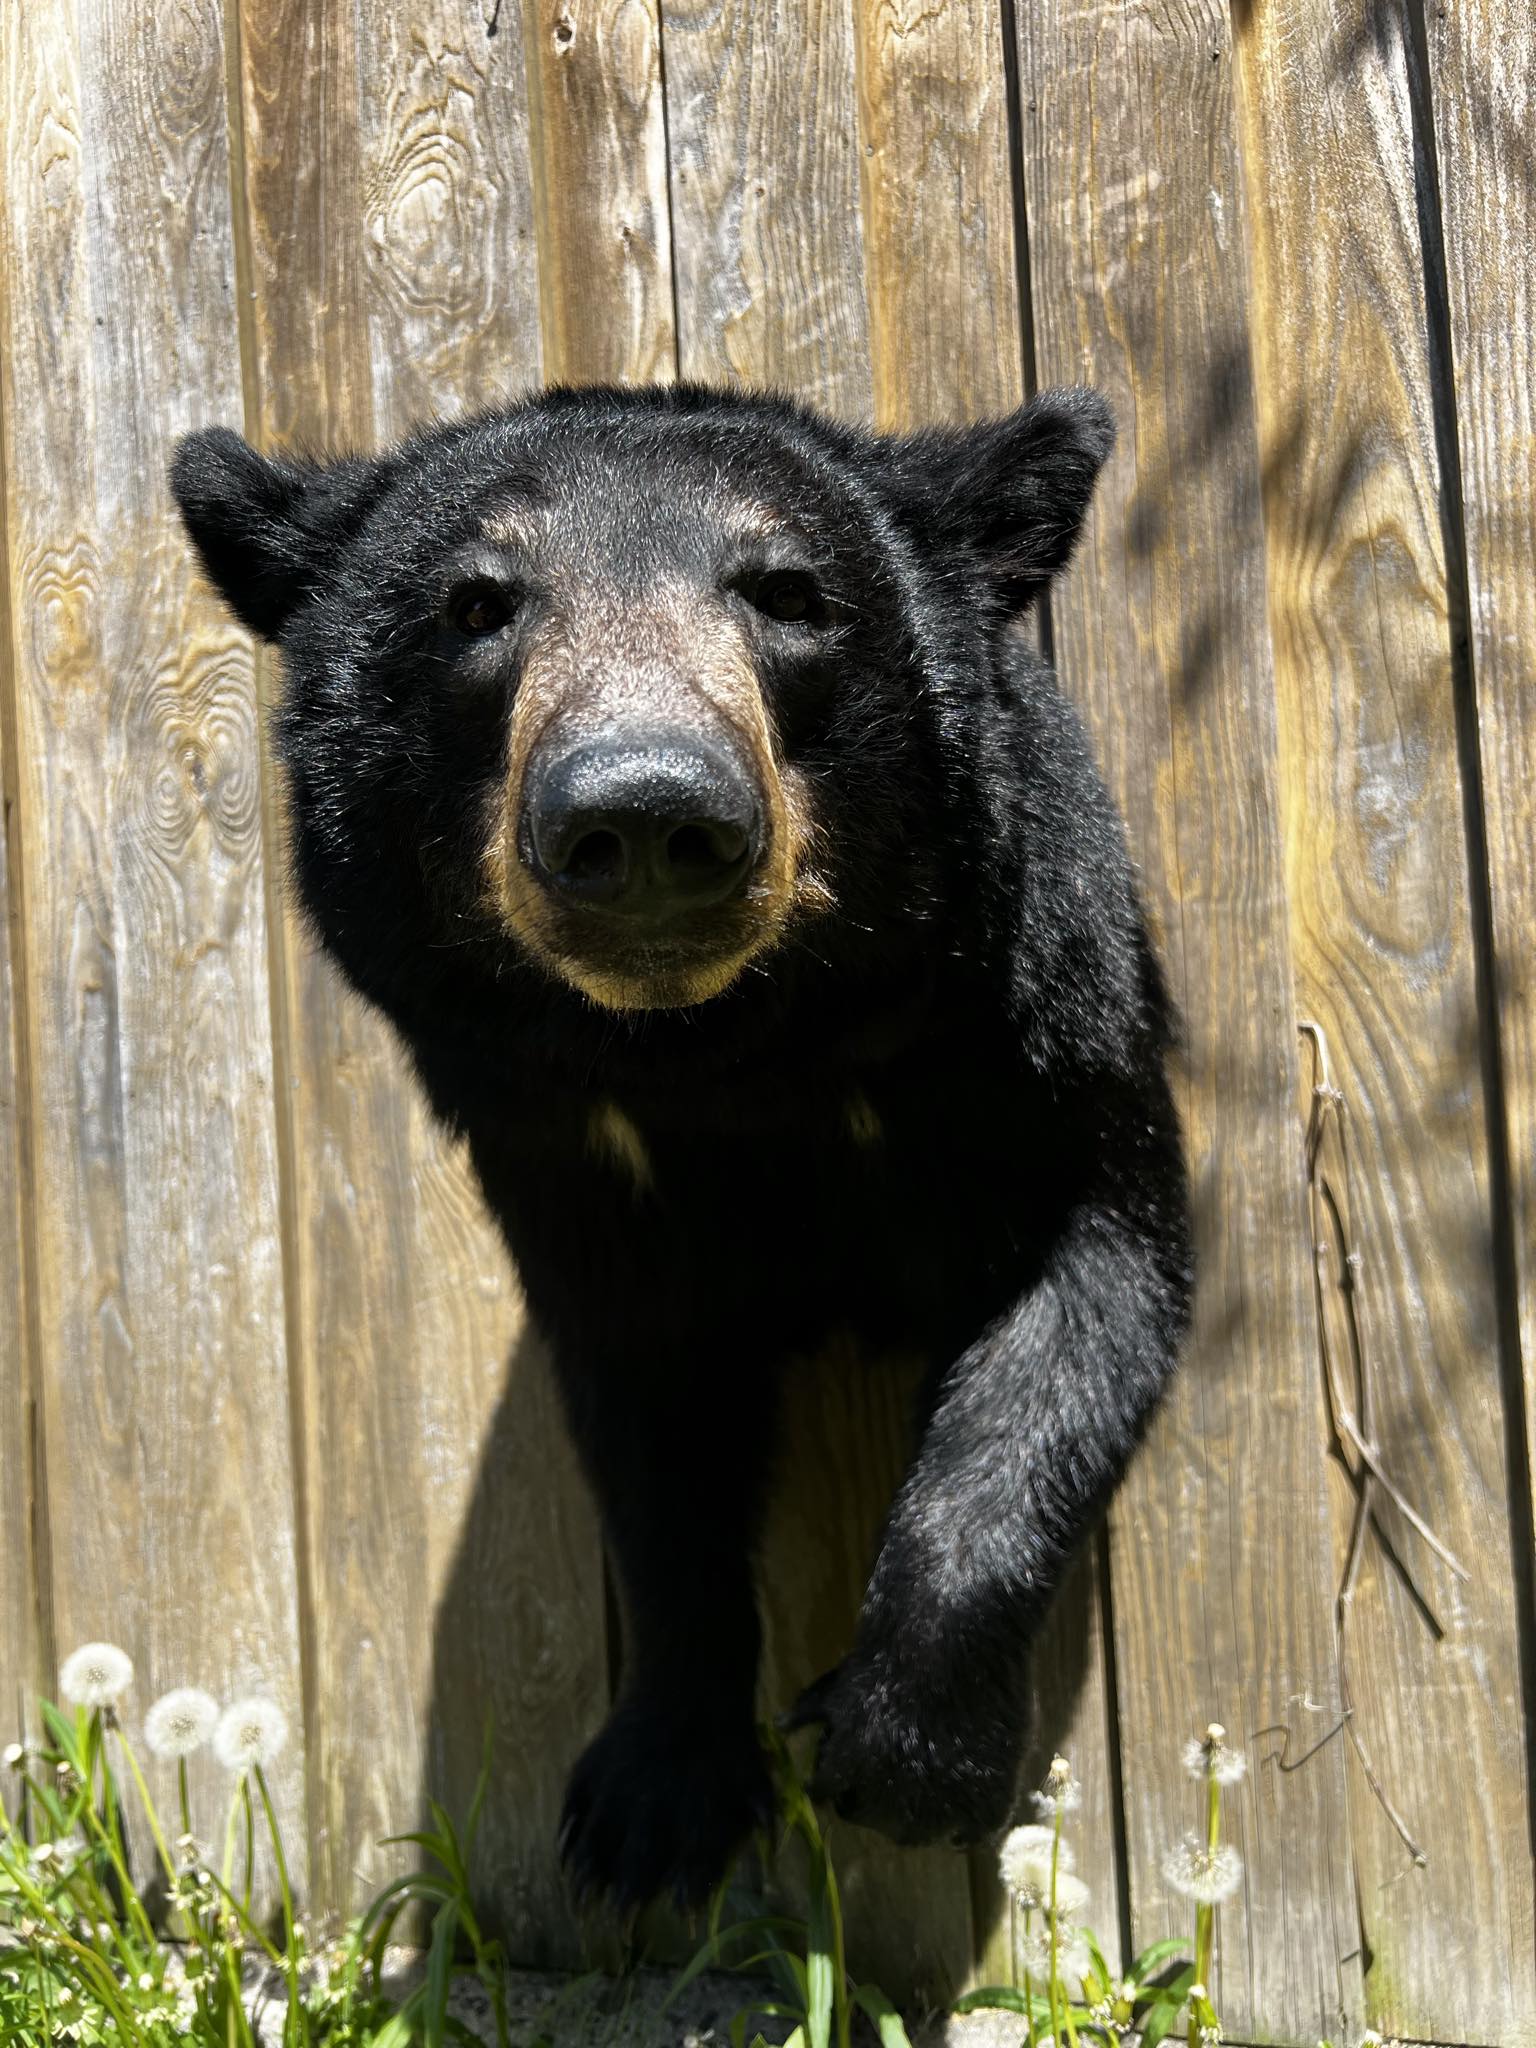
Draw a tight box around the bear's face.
[173,386,1112,1014]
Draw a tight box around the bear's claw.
[559,1700,773,1914]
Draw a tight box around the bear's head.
[172,386,1111,1017]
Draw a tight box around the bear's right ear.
[883,388,1115,613]
[170,427,389,641]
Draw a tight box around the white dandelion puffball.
[60,1642,134,1708]
[1032,1752,1083,1817]
[144,1687,220,1759]
[1183,1728,1248,1786]
[1045,1870,1091,1921]
[1161,1834,1244,1905]
[214,1697,289,1772]
[1016,1919,1093,1988]
[998,1822,1075,1900]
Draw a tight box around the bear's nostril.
[562,828,627,890]
[666,821,748,877]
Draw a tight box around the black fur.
[171,384,1192,1911]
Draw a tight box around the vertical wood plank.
[234,0,609,1959]
[1428,10,1536,2039]
[661,0,872,418]
[1014,2,1363,2038]
[522,0,676,383]
[0,447,43,1744]
[1232,3,1535,2038]
[0,0,305,1842]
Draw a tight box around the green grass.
[2,1652,1372,2047]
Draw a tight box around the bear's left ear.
[885,387,1115,612]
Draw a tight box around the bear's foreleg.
[790,1111,1191,1844]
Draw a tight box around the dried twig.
[1284,1019,1465,1870]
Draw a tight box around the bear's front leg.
[552,1340,779,1912]
[793,1097,1192,1844]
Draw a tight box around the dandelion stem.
[112,1724,177,1885]
[1049,1808,1081,2048]
[1019,1899,1036,2045]
[1194,1753,1221,1989]
[254,1764,307,2048]
[241,1773,255,1916]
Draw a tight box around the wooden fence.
[1,0,1532,2040]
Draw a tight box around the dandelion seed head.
[214,1696,288,1771]
[1015,1920,1092,1988]
[60,1641,133,1707]
[1162,1835,1244,1904]
[998,1822,1074,1898]
[1032,1754,1083,1817]
[1184,1725,1248,1785]
[1048,1870,1090,1920]
[2,1743,24,1770]
[145,1686,220,1759]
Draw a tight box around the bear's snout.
[524,728,763,922]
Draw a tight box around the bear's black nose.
[525,730,762,918]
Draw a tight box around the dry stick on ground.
[1265,1021,1468,1869]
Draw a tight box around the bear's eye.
[745,571,820,625]
[447,581,516,637]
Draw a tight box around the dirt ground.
[243,1955,1026,2047]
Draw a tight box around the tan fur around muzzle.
[482,581,827,1009]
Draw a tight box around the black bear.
[171,384,1192,1911]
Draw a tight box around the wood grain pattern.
[661,0,872,417]
[234,0,608,1958]
[1013,2,1363,2037]
[1233,4,1535,2038]
[522,0,676,383]
[854,0,1021,429]
[0,435,42,1745]
[1427,30,1536,2042]
[0,0,306,1849]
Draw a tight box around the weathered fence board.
[1,0,1532,2036]
[1013,1,1363,2037]
[0,474,41,1745]
[1233,2,1536,2037]
[1427,7,1536,2033]
[662,0,873,417]
[233,0,608,1959]
[523,0,675,385]
[0,0,309,1851]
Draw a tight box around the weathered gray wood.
[0,425,42,1746]
[0,0,306,1850]
[522,0,676,383]
[661,0,872,418]
[1232,3,1536,2038]
[233,0,608,1959]
[1425,10,1536,2039]
[1013,1,1363,2037]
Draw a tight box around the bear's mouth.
[481,796,803,1011]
